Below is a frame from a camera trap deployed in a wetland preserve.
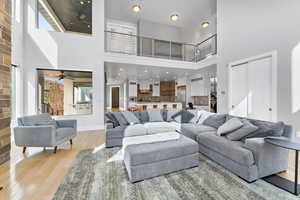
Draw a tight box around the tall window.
[37,69,93,116]
[37,0,92,34]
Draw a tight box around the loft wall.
[0,0,11,165]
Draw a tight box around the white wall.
[181,14,217,44]
[217,0,300,134]
[186,65,217,103]
[138,20,183,42]
[15,0,105,131]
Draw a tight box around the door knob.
[269,108,272,111]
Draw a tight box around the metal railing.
[105,30,217,63]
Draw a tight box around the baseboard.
[78,124,105,132]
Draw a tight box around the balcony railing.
[105,30,217,63]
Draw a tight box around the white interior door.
[247,57,272,121]
[230,63,249,117]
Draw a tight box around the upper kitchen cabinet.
[129,81,137,97]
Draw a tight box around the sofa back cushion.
[139,110,150,123]
[111,112,129,126]
[217,118,244,136]
[147,109,164,122]
[202,114,227,129]
[122,111,140,124]
[226,115,286,139]
[21,113,52,126]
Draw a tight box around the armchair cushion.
[21,113,53,126]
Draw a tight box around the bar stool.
[172,104,177,109]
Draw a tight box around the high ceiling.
[105,0,216,28]
[105,62,203,84]
[40,0,92,34]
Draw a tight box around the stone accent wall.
[0,0,11,165]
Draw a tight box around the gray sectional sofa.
[105,109,292,182]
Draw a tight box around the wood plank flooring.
[0,129,298,200]
[0,130,105,200]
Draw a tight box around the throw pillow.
[197,110,215,124]
[172,110,195,123]
[202,114,227,129]
[112,112,129,126]
[188,110,201,124]
[217,118,244,136]
[147,109,164,122]
[139,110,150,123]
[167,109,179,122]
[121,111,140,124]
[226,119,259,141]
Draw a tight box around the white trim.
[228,51,278,122]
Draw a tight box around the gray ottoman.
[124,135,199,182]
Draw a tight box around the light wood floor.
[0,130,105,200]
[0,130,298,200]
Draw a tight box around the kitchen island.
[128,102,183,110]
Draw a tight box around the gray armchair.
[14,113,77,153]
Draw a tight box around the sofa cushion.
[106,126,126,139]
[217,118,243,136]
[124,124,147,137]
[22,113,53,126]
[124,135,198,166]
[227,119,259,141]
[112,112,129,126]
[144,122,177,134]
[147,109,164,122]
[122,111,140,124]
[203,114,227,129]
[180,124,216,141]
[197,133,255,167]
[34,119,58,128]
[56,127,75,141]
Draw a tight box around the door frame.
[228,51,278,122]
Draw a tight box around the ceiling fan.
[58,70,74,80]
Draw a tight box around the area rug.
[53,148,299,200]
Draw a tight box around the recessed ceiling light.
[132,4,141,13]
[80,1,84,5]
[166,71,169,74]
[202,21,210,28]
[170,14,179,21]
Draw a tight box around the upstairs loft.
[105,30,217,63]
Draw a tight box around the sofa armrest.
[243,138,289,177]
[105,122,114,130]
[56,120,77,130]
[14,126,56,147]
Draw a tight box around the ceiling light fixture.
[132,4,141,13]
[201,21,210,28]
[80,1,84,5]
[170,14,179,21]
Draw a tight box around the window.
[37,69,93,116]
[37,0,92,34]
